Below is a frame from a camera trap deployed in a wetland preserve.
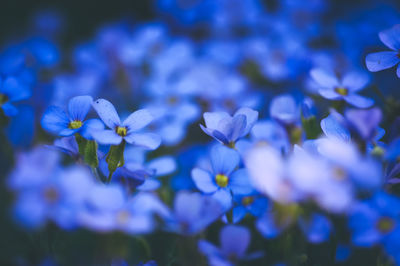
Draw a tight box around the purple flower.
[41,95,103,139]
[310,68,373,108]
[91,99,161,149]
[366,24,400,77]
[198,225,263,265]
[200,107,258,147]
[191,145,254,210]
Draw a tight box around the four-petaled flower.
[92,99,161,149]
[310,68,373,108]
[41,95,103,139]
[191,145,254,210]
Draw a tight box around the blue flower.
[310,68,373,108]
[200,107,258,147]
[0,76,31,116]
[366,24,400,77]
[191,145,254,210]
[198,225,263,265]
[167,191,223,235]
[92,99,161,149]
[269,94,299,125]
[41,95,103,139]
[231,194,268,223]
[349,192,400,263]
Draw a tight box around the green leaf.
[301,115,321,140]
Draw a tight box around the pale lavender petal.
[91,129,123,145]
[123,109,154,132]
[92,99,121,129]
[366,51,399,72]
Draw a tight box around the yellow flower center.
[333,167,347,181]
[116,126,127,137]
[242,196,254,206]
[376,217,395,233]
[334,87,348,96]
[69,120,83,129]
[215,174,229,188]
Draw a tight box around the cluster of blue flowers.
[2,0,400,265]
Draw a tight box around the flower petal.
[229,169,254,195]
[234,107,259,136]
[191,168,218,193]
[68,95,93,121]
[379,25,400,51]
[344,94,374,108]
[80,119,105,140]
[310,68,339,88]
[342,71,369,92]
[220,225,250,258]
[123,109,154,132]
[2,102,18,116]
[203,111,231,130]
[1,76,31,102]
[92,99,121,129]
[91,129,123,145]
[124,133,161,150]
[318,88,341,100]
[211,145,240,175]
[365,51,399,72]
[41,106,70,134]
[320,114,350,142]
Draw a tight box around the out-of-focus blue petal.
[191,168,218,193]
[86,184,125,211]
[211,145,240,175]
[321,114,350,142]
[92,129,122,145]
[198,240,221,258]
[310,68,339,88]
[397,64,400,78]
[232,206,247,223]
[212,188,232,211]
[256,213,282,238]
[379,25,400,51]
[270,94,298,124]
[204,111,231,130]
[318,88,341,100]
[342,71,369,92]
[345,108,382,140]
[1,76,31,102]
[366,51,399,72]
[59,128,80,137]
[248,197,269,217]
[299,213,332,243]
[124,133,161,150]
[147,156,176,176]
[335,245,351,262]
[7,105,35,147]
[344,94,374,108]
[123,109,154,132]
[2,102,18,116]
[229,169,254,195]
[92,99,121,128]
[80,119,105,140]
[220,225,250,259]
[137,179,161,191]
[41,106,70,134]
[68,95,93,121]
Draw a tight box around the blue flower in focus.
[200,107,258,147]
[0,76,31,116]
[191,145,254,210]
[198,225,263,265]
[310,68,373,108]
[349,192,400,264]
[41,95,103,139]
[366,24,400,78]
[91,99,161,149]
[167,191,223,235]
